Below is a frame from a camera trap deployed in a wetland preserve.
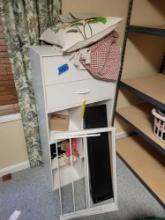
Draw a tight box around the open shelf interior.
[120,74,165,111]
[51,137,84,191]
[117,135,165,205]
[115,0,165,208]
[116,103,165,153]
[49,99,113,142]
[51,137,84,170]
[49,107,83,134]
[51,128,115,213]
[130,0,165,29]
[52,156,83,191]
[51,154,82,170]
[49,100,114,193]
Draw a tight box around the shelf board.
[120,74,165,111]
[128,25,165,37]
[116,103,165,155]
[117,135,165,206]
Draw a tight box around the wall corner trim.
[0,161,30,177]
[0,113,21,124]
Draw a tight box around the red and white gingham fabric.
[80,31,121,81]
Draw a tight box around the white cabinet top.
[30,45,63,57]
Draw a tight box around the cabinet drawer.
[43,56,92,85]
[45,79,116,113]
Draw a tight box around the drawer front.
[43,56,92,85]
[45,79,116,113]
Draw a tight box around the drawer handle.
[75,89,91,94]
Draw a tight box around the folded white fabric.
[69,48,91,70]
[40,13,123,52]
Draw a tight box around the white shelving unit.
[30,45,118,220]
[116,0,165,206]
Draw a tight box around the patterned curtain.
[0,0,61,167]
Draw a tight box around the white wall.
[0,0,129,171]
[0,118,29,175]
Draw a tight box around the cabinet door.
[51,127,117,220]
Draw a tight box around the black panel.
[84,104,108,129]
[84,105,113,203]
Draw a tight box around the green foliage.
[67,29,79,33]
[95,16,107,24]
[64,13,107,39]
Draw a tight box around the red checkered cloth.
[80,31,121,81]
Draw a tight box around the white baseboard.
[115,131,128,140]
[0,161,30,178]
[0,131,127,178]
[0,113,21,124]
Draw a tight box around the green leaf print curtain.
[0,0,61,167]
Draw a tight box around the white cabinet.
[43,56,92,85]
[30,45,118,220]
[45,79,116,112]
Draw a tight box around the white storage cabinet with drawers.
[30,45,118,220]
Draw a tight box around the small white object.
[72,48,91,70]
[9,210,21,220]
[81,48,91,64]
[152,108,165,142]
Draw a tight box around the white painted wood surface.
[43,56,92,85]
[45,79,116,113]
[30,45,118,219]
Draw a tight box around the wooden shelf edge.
[117,152,165,208]
[117,135,165,207]
[116,110,165,155]
[120,74,165,111]
[120,81,165,112]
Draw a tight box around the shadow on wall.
[149,0,165,17]
[129,34,165,72]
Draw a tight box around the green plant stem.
[76,25,86,39]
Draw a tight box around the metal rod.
[56,142,63,215]
[80,138,83,178]
[69,138,76,212]
[160,121,164,140]
[83,137,91,208]
[111,129,117,205]
[76,134,101,138]
[52,127,114,141]
[112,0,134,125]
[83,137,88,209]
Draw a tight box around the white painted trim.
[115,131,128,140]
[0,113,21,124]
[0,132,127,178]
[60,203,118,220]
[0,161,30,177]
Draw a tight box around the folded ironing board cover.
[80,31,121,81]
